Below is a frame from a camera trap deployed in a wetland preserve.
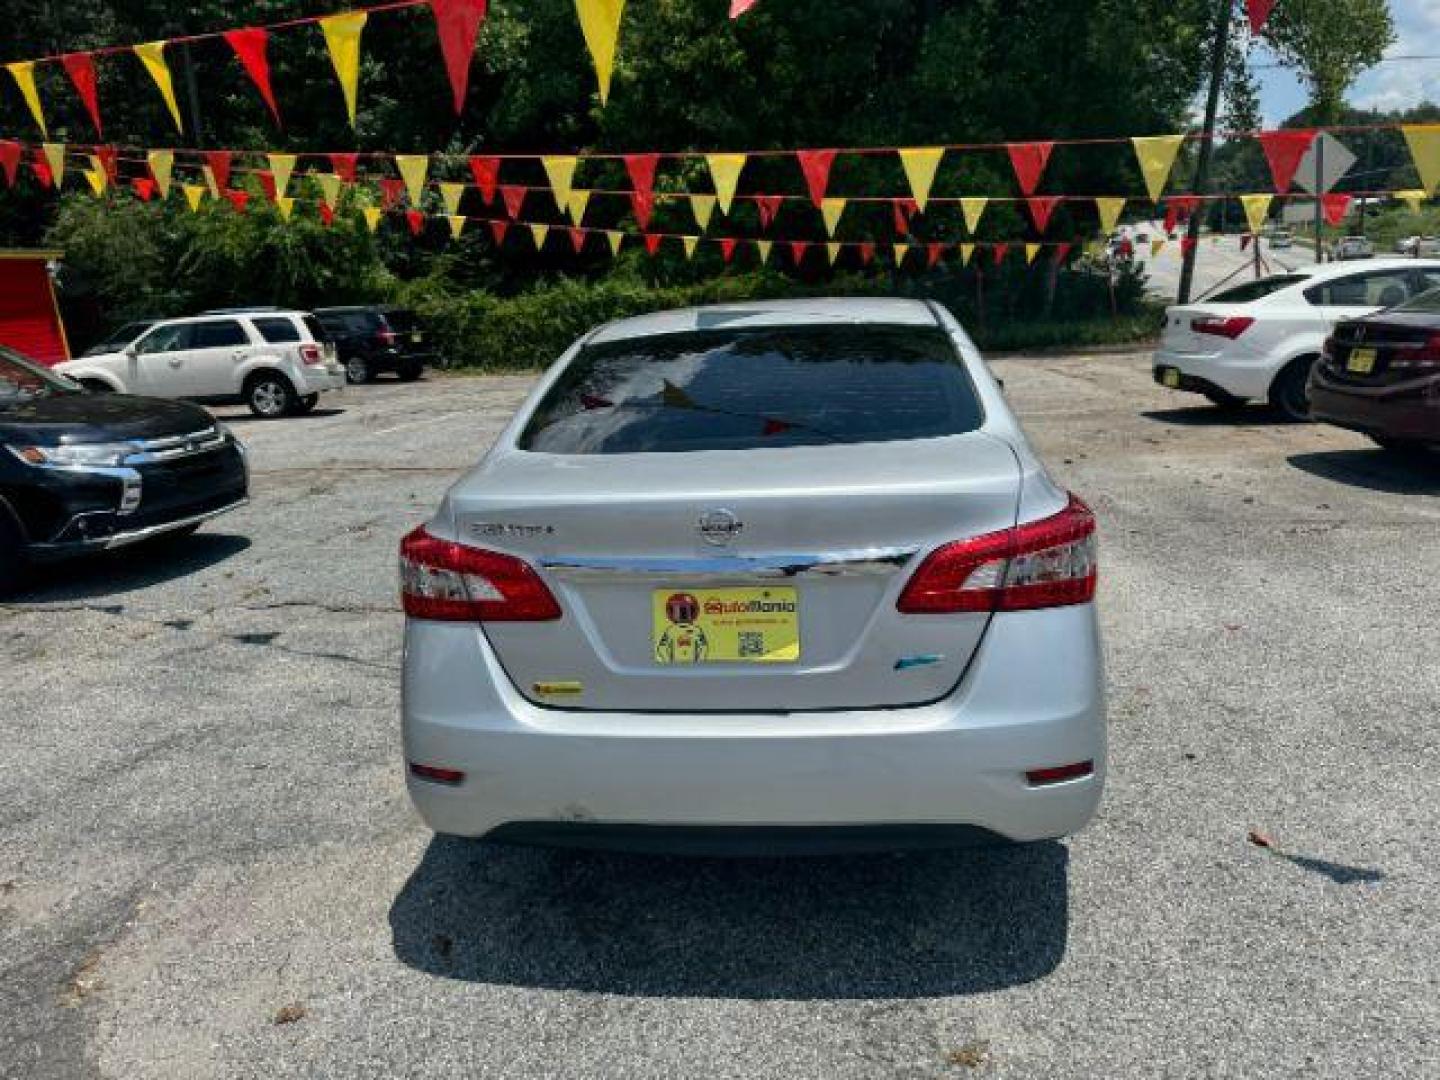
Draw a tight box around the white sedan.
[1153,258,1440,420]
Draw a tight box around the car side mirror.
[124,345,138,359]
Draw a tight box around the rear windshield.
[1207,275,1307,304]
[519,325,983,454]
[382,308,420,331]
[1393,286,1440,313]
[251,316,301,343]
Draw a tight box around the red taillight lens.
[300,344,323,365]
[408,762,465,785]
[1392,332,1440,369]
[1191,315,1255,340]
[399,526,562,622]
[377,329,398,346]
[897,495,1098,614]
[1026,761,1095,786]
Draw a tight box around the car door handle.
[168,357,183,367]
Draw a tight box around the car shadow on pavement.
[1141,406,1292,428]
[1288,450,1440,496]
[16,532,252,601]
[389,835,1069,1000]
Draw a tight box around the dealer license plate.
[1347,347,1377,374]
[652,587,800,665]
[1162,368,1181,388]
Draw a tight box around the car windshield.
[84,320,155,356]
[1392,286,1440,314]
[1207,275,1308,304]
[519,324,984,454]
[0,346,79,402]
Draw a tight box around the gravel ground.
[2,354,1437,1079]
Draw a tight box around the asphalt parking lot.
[3,353,1438,1079]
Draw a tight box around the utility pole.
[1177,0,1233,305]
[1313,137,1325,264]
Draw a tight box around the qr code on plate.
[738,632,765,658]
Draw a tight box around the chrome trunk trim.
[541,548,917,582]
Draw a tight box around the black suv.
[0,346,249,595]
[314,306,434,384]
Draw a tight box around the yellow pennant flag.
[42,143,66,189]
[605,230,624,256]
[566,189,592,224]
[321,12,367,127]
[269,154,297,200]
[1396,189,1428,215]
[706,153,747,215]
[827,241,842,266]
[202,165,220,199]
[147,150,173,199]
[1239,194,1273,235]
[958,243,975,267]
[542,155,578,210]
[134,42,184,133]
[1025,243,1041,265]
[1094,197,1126,236]
[821,197,847,238]
[681,235,699,260]
[1132,135,1184,202]
[440,182,466,217]
[574,0,626,104]
[529,223,550,249]
[447,215,466,241]
[5,63,46,137]
[893,241,913,266]
[1150,239,1165,258]
[361,207,383,232]
[276,197,295,222]
[690,194,717,232]
[315,173,343,209]
[1402,125,1440,195]
[960,197,988,234]
[84,161,107,197]
[395,154,429,207]
[755,239,772,265]
[182,184,207,212]
[898,148,945,211]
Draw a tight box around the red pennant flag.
[60,53,103,136]
[730,0,759,16]
[720,238,737,264]
[859,242,876,266]
[487,219,509,246]
[1006,142,1054,196]
[926,242,945,269]
[754,194,783,230]
[1026,196,1063,233]
[788,240,810,265]
[469,156,500,204]
[91,145,118,183]
[331,153,360,183]
[1168,195,1201,218]
[643,233,663,256]
[31,149,52,190]
[625,153,659,198]
[893,197,918,236]
[568,226,586,253]
[992,243,1010,266]
[224,189,250,213]
[223,28,282,126]
[1240,233,1253,251]
[1180,236,1197,256]
[0,141,21,187]
[429,0,488,114]
[319,203,335,227]
[500,184,526,219]
[256,170,277,203]
[204,151,233,194]
[406,209,426,236]
[379,177,407,210]
[1321,193,1352,227]
[1246,0,1276,34]
[795,150,837,207]
[1257,129,1316,193]
[131,177,157,201]
[629,191,654,230]
[1052,242,1073,265]
[1163,205,1179,235]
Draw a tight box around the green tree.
[1261,0,1394,125]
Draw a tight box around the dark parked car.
[314,306,434,384]
[0,346,249,595]
[1310,287,1440,454]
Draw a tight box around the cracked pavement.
[1,357,1437,1078]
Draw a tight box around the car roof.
[172,310,308,323]
[1303,257,1440,282]
[587,298,940,345]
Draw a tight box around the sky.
[1256,0,1440,123]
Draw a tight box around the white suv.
[56,310,346,418]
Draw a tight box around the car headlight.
[6,441,139,468]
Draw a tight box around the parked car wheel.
[245,371,298,419]
[0,507,25,597]
[1203,388,1249,411]
[1269,357,1316,422]
[79,379,112,393]
[345,356,371,384]
[397,360,423,382]
[295,393,320,414]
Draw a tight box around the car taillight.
[399,526,562,622]
[376,329,398,346]
[300,344,323,365]
[896,495,1097,614]
[1391,332,1440,370]
[1321,335,1337,363]
[1191,315,1255,340]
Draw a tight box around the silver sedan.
[399,298,1105,854]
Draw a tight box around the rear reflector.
[408,762,465,785]
[1026,761,1094,786]
[897,494,1098,614]
[1191,315,1254,340]
[399,526,562,622]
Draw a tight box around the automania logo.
[697,509,743,546]
[704,598,796,615]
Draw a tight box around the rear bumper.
[1309,367,1440,442]
[295,365,346,395]
[1153,346,1276,400]
[401,605,1107,849]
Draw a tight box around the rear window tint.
[1207,275,1308,304]
[1394,286,1440,313]
[519,325,983,455]
[382,309,420,331]
[301,315,328,342]
[190,320,249,348]
[251,316,301,343]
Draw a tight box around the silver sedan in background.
[399,298,1104,854]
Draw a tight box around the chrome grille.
[122,427,228,465]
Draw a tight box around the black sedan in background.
[314,306,435,384]
[0,346,249,595]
